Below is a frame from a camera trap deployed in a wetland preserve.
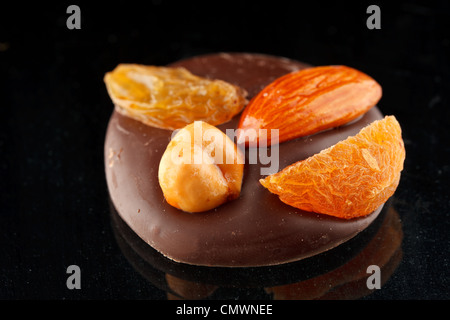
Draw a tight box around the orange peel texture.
[260,116,405,219]
[104,64,248,130]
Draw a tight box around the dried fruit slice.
[104,64,248,130]
[260,116,405,219]
[237,65,382,146]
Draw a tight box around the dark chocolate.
[104,53,385,267]
[169,52,311,98]
[110,197,393,289]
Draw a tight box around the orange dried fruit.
[260,116,405,219]
[104,64,248,130]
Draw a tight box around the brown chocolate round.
[104,53,385,267]
[110,197,392,289]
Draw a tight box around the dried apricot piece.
[104,64,248,130]
[260,116,405,219]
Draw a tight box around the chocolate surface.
[104,53,385,267]
[110,198,393,289]
[169,53,311,98]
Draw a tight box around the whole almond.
[237,65,382,146]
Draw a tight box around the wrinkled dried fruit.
[238,65,382,146]
[260,116,405,219]
[158,121,244,213]
[104,64,248,130]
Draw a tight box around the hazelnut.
[158,121,244,212]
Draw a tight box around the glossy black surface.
[1,1,449,299]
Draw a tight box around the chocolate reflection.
[266,204,403,299]
[110,197,402,299]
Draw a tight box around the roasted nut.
[158,121,244,212]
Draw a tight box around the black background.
[1,1,449,300]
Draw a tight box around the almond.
[237,65,382,146]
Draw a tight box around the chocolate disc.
[104,53,385,267]
[110,197,393,290]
